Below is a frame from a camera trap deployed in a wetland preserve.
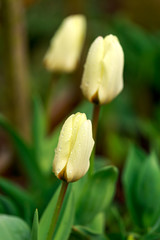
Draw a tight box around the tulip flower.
[44,14,86,72]
[53,113,94,182]
[81,34,124,104]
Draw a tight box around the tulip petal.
[44,15,86,72]
[53,115,73,179]
[65,120,94,182]
[98,35,124,104]
[81,37,104,103]
[70,112,87,150]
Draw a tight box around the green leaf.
[111,206,126,240]
[31,209,39,240]
[136,153,160,227]
[0,195,19,215]
[0,177,34,222]
[149,216,160,234]
[122,145,146,227]
[70,227,109,240]
[142,233,160,240]
[0,115,44,186]
[0,214,30,240]
[74,213,105,236]
[39,184,75,240]
[87,212,105,235]
[0,178,33,206]
[76,166,118,224]
[32,96,60,176]
[40,127,60,175]
[31,96,61,175]
[123,146,160,228]
[32,97,46,168]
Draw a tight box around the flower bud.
[81,34,124,104]
[44,15,86,72]
[53,113,94,182]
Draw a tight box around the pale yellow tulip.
[81,34,124,104]
[44,15,86,72]
[53,113,94,182]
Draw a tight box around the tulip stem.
[46,73,60,127]
[89,104,101,175]
[92,104,100,140]
[47,181,68,240]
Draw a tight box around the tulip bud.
[81,34,124,104]
[44,15,86,72]
[53,113,94,182]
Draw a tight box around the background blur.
[0,0,160,229]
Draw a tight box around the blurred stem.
[89,104,101,175]
[92,104,100,140]
[1,0,30,141]
[47,181,68,240]
[46,73,60,128]
[65,0,85,14]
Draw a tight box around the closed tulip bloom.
[44,15,86,72]
[81,34,124,104]
[53,113,94,182]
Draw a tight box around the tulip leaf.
[31,209,39,240]
[39,184,74,240]
[0,195,19,216]
[87,212,105,235]
[32,97,46,171]
[0,177,35,223]
[142,233,160,240]
[32,97,60,175]
[0,214,30,240]
[0,115,44,187]
[122,145,146,227]
[136,153,160,227]
[75,166,118,224]
[0,177,34,207]
[74,212,105,236]
[123,146,160,228]
[40,127,60,175]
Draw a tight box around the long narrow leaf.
[0,177,35,222]
[39,184,75,240]
[0,195,19,216]
[32,97,46,168]
[0,115,44,186]
[31,209,39,240]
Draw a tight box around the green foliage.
[2,2,160,238]
[136,153,160,227]
[32,97,46,171]
[123,146,160,229]
[142,233,160,240]
[0,178,35,223]
[0,215,30,240]
[31,209,39,240]
[32,97,60,175]
[0,115,44,187]
[74,213,105,236]
[75,166,118,225]
[0,195,19,215]
[39,184,74,240]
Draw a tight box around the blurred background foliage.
[0,0,160,239]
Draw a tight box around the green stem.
[46,73,60,129]
[89,104,101,175]
[47,181,68,240]
[92,104,100,140]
